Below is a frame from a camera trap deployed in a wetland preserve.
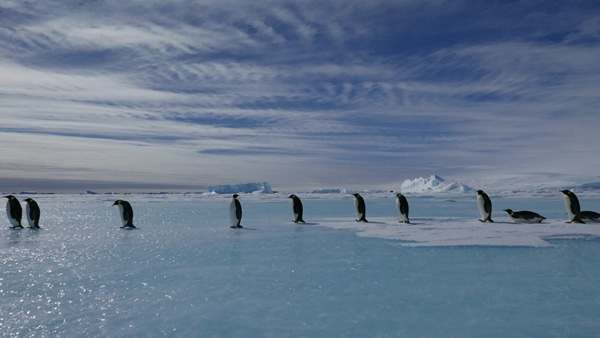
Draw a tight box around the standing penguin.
[112,200,136,228]
[5,195,23,228]
[352,193,368,222]
[476,190,494,222]
[229,194,243,228]
[288,194,305,223]
[395,193,410,223]
[24,198,41,228]
[561,190,585,223]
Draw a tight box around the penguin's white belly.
[510,216,543,224]
[229,201,238,226]
[26,204,33,225]
[563,195,576,221]
[477,196,488,219]
[118,204,128,226]
[354,199,361,219]
[6,202,19,226]
[290,200,298,220]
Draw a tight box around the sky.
[1,0,600,192]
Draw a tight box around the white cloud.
[1,1,599,192]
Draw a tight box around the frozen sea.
[2,192,600,337]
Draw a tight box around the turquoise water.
[1,194,600,336]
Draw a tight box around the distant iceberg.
[399,175,472,194]
[310,188,344,194]
[205,182,273,194]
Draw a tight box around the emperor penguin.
[395,193,410,223]
[5,195,23,228]
[503,209,546,223]
[581,211,600,223]
[352,193,368,222]
[229,194,243,228]
[112,200,136,228]
[476,190,494,222]
[561,190,585,223]
[288,194,305,223]
[24,198,41,228]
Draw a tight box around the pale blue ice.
[2,193,600,337]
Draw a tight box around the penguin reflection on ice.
[230,194,243,228]
[5,195,23,228]
[24,198,41,228]
[112,200,136,228]
[288,194,305,223]
[352,193,368,222]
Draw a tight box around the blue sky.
[1,0,600,192]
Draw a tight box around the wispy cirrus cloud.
[1,0,599,192]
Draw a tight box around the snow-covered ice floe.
[315,217,600,247]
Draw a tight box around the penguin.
[580,211,600,223]
[395,193,409,223]
[352,193,368,222]
[288,194,305,223]
[229,194,243,228]
[24,198,41,228]
[476,190,494,222]
[112,200,136,228]
[503,209,546,223]
[5,195,23,228]
[561,190,585,223]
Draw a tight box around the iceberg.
[205,181,273,194]
[310,188,345,194]
[399,175,472,194]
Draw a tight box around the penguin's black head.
[288,194,296,199]
[561,190,570,195]
[352,193,360,197]
[232,194,239,199]
[24,198,33,203]
[477,190,484,195]
[5,195,15,199]
[503,209,513,214]
[396,193,403,198]
[113,200,121,206]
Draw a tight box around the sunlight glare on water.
[1,193,600,336]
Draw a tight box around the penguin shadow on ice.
[112,200,137,229]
